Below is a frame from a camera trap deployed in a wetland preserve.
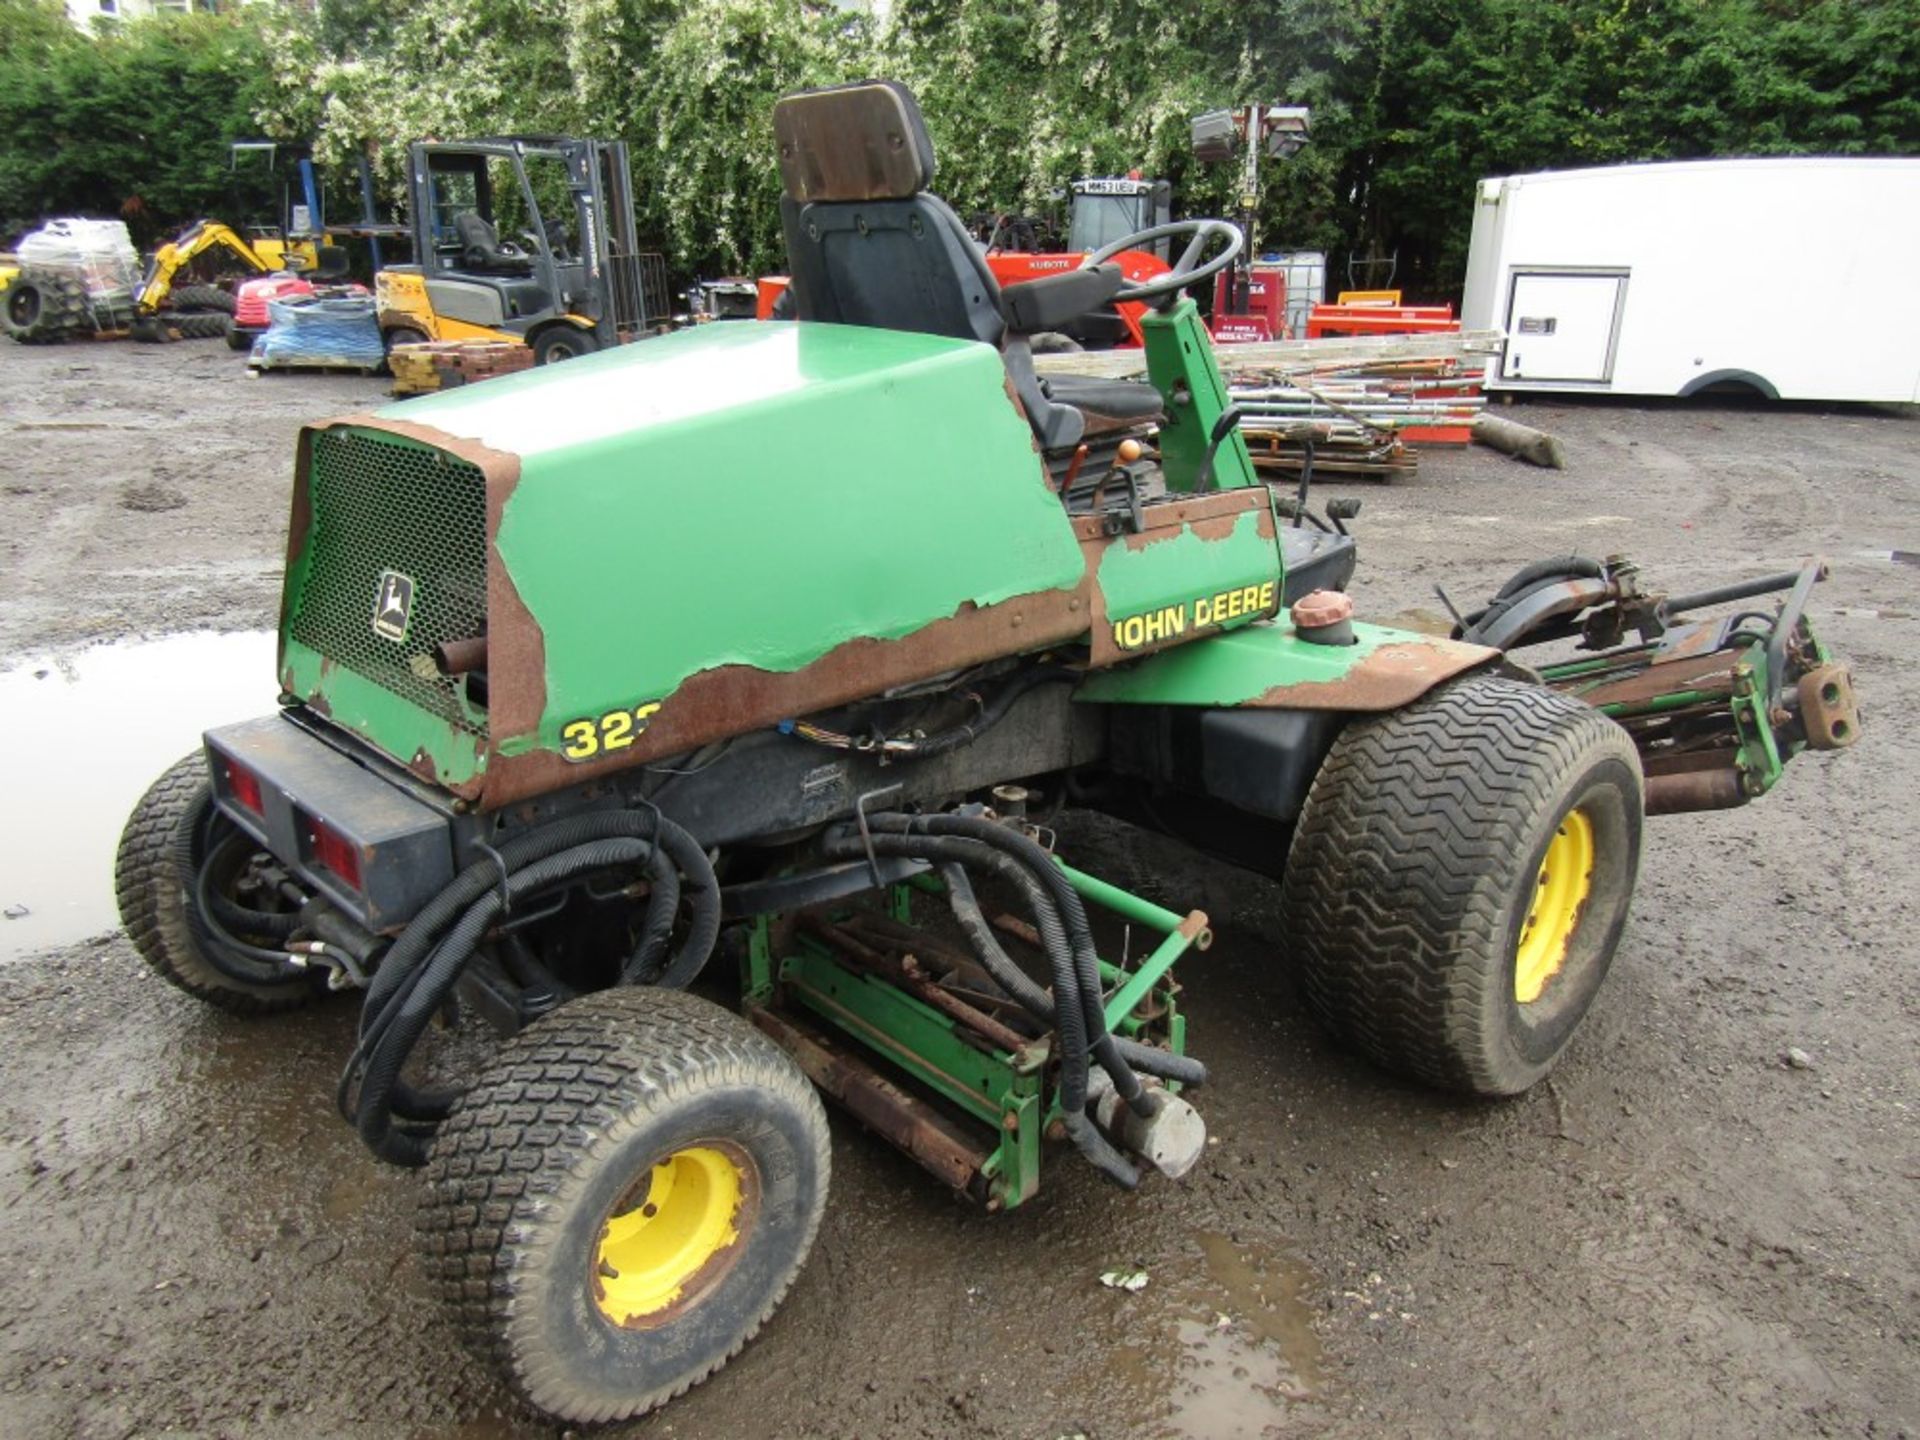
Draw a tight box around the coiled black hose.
[183,830,307,983]
[345,810,719,1167]
[1457,554,1606,640]
[940,863,1206,1087]
[872,813,1157,1121]
[825,817,1182,1190]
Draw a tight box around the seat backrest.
[313,244,350,281]
[454,211,531,275]
[774,81,1004,347]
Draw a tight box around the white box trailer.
[1461,157,1920,403]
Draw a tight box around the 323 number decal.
[560,701,663,762]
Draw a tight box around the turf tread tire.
[419,987,830,1425]
[1281,675,1642,1095]
[113,754,320,1015]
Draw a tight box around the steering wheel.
[1080,219,1245,307]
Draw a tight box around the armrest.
[1001,263,1124,333]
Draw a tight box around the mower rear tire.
[419,987,829,1425]
[113,754,324,1014]
[1281,675,1643,1096]
[531,325,597,365]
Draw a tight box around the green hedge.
[4,0,1915,293]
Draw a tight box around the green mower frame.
[115,80,1858,1425]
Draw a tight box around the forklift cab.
[382,137,648,360]
[409,143,561,332]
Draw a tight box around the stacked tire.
[2,267,88,344]
[166,284,236,315]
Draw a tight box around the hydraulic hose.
[788,666,1075,759]
[1458,555,1606,641]
[357,836,689,1165]
[361,810,705,1035]
[940,863,1206,1087]
[1493,554,1604,600]
[185,830,308,984]
[821,828,1139,1188]
[346,810,719,1167]
[898,667,1075,759]
[871,813,1157,1121]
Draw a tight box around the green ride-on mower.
[115,82,1860,1424]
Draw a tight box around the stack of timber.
[1037,330,1501,482]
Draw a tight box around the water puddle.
[0,631,277,962]
[1103,1229,1327,1437]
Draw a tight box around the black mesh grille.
[288,428,489,737]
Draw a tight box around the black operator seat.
[772,80,1163,451]
[453,211,534,276]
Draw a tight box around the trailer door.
[1504,270,1627,383]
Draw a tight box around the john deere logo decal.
[373,570,416,643]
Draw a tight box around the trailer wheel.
[420,987,829,1425]
[1281,676,1643,1095]
[113,754,324,1014]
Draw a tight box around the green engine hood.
[281,322,1097,804]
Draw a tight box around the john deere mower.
[115,82,1858,1425]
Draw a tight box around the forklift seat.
[453,211,533,277]
[774,81,1162,450]
[312,245,350,282]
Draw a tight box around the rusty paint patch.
[478,582,1096,808]
[1645,765,1746,814]
[1248,638,1495,711]
[748,1006,985,1193]
[1552,649,1734,710]
[1067,488,1271,554]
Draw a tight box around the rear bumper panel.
[204,713,456,932]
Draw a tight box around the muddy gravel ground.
[0,338,1915,1440]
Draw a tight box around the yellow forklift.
[377,136,658,363]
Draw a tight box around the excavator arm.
[133,221,272,315]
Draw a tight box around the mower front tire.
[113,754,323,1014]
[419,987,830,1425]
[1281,675,1643,1095]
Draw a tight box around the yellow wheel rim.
[592,1145,745,1326]
[1514,808,1596,1005]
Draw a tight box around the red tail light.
[224,758,264,815]
[304,814,363,890]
